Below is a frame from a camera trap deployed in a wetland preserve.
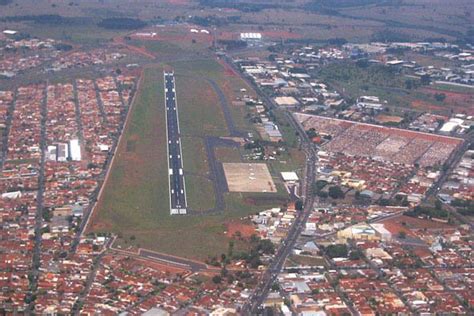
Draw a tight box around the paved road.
[207,79,247,138]
[140,249,208,272]
[164,72,187,215]
[28,85,48,310]
[222,56,324,313]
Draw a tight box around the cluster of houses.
[236,40,474,139]
[48,50,126,73]
[235,93,284,143]
[346,41,474,86]
[0,31,128,78]
[262,201,472,315]
[251,203,297,244]
[81,253,258,315]
[0,74,135,313]
[439,149,474,203]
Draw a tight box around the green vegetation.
[312,180,328,196]
[230,236,275,268]
[2,14,91,25]
[371,29,412,43]
[198,0,283,12]
[127,39,187,57]
[328,186,344,199]
[172,61,229,137]
[185,175,215,212]
[432,83,474,94]
[24,22,127,45]
[405,205,448,219]
[181,136,208,175]
[451,199,473,216]
[98,17,146,30]
[324,244,348,258]
[286,254,326,267]
[317,61,411,108]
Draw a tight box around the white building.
[240,32,262,41]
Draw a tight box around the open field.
[215,146,242,163]
[88,66,169,234]
[285,254,326,268]
[181,136,209,175]
[11,20,129,45]
[318,62,474,116]
[223,163,277,193]
[184,175,216,212]
[2,0,472,46]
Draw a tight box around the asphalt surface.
[28,85,48,310]
[164,72,187,215]
[207,79,247,138]
[140,249,208,272]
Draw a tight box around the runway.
[164,71,187,215]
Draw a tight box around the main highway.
[241,112,318,314]
[164,71,187,215]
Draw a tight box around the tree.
[306,128,318,138]
[434,93,446,102]
[405,79,415,90]
[271,282,280,291]
[420,74,431,85]
[355,190,361,199]
[317,191,328,198]
[312,180,328,196]
[325,244,348,258]
[295,199,304,211]
[398,231,407,239]
[349,249,364,260]
[328,186,344,199]
[212,275,222,284]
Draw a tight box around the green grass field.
[431,83,474,94]
[23,22,127,45]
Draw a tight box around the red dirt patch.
[381,215,454,232]
[415,87,474,115]
[218,58,237,77]
[113,36,155,59]
[88,220,113,232]
[226,221,256,238]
